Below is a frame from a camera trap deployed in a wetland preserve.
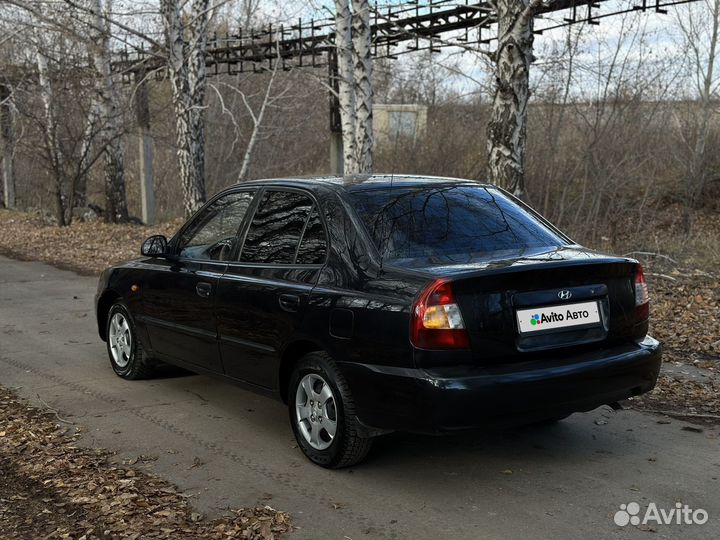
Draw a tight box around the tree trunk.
[74,99,99,211]
[94,9,129,223]
[36,50,67,226]
[686,0,719,213]
[88,0,129,222]
[135,73,156,225]
[334,0,357,175]
[351,0,374,174]
[161,0,209,217]
[0,84,15,209]
[238,61,279,182]
[487,1,540,198]
[237,97,264,181]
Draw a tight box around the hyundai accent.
[95,175,661,468]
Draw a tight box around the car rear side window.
[240,190,319,264]
[296,206,327,265]
[349,185,567,262]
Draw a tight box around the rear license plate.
[516,301,601,334]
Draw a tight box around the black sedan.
[95,175,661,468]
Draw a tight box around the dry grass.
[595,204,720,271]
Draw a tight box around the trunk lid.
[414,247,646,363]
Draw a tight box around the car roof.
[230,174,493,192]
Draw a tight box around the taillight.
[634,265,650,319]
[410,279,470,349]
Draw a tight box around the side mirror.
[141,235,169,257]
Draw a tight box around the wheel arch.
[97,290,122,341]
[278,339,327,403]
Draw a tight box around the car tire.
[534,413,571,425]
[289,351,373,468]
[106,302,154,380]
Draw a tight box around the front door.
[141,190,256,372]
[216,189,328,389]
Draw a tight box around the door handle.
[278,294,300,312]
[196,281,212,298]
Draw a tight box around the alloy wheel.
[295,373,338,450]
[109,312,132,368]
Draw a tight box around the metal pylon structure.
[114,0,696,77]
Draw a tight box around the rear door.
[141,190,255,372]
[216,189,328,389]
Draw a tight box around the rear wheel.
[534,413,572,425]
[289,352,372,468]
[106,302,154,380]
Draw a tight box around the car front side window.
[177,191,254,261]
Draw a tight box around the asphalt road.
[1,255,718,540]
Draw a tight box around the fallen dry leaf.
[0,209,182,276]
[0,385,292,540]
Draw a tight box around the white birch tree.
[334,0,358,174]
[236,60,282,181]
[160,0,213,216]
[351,0,373,174]
[486,0,547,198]
[333,0,373,175]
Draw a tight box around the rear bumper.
[340,336,661,434]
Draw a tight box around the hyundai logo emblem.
[558,290,572,300]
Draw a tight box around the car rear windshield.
[349,184,568,263]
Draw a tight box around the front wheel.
[106,302,154,380]
[289,352,373,468]
[533,413,572,426]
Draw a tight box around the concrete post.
[328,51,344,176]
[135,72,155,225]
[0,84,16,209]
[330,132,343,176]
